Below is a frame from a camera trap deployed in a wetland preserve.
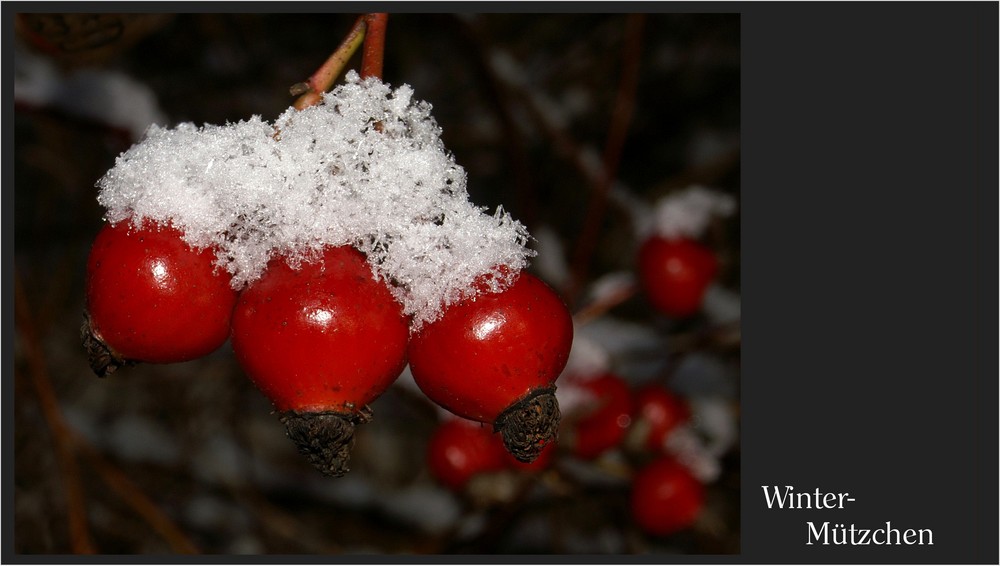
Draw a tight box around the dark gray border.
[740,1,998,564]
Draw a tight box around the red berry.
[630,456,704,536]
[230,245,409,476]
[566,374,634,460]
[83,218,238,376]
[632,384,690,452]
[408,270,573,463]
[427,418,507,491]
[637,237,717,318]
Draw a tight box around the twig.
[227,484,339,554]
[471,19,646,291]
[291,13,387,111]
[572,281,638,326]
[360,13,388,80]
[14,272,199,554]
[478,20,738,297]
[292,15,367,110]
[14,274,96,554]
[78,442,200,554]
[567,14,646,306]
[451,14,539,229]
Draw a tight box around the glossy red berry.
[427,418,507,491]
[408,270,574,463]
[632,384,690,452]
[637,237,717,318]
[230,245,409,477]
[566,374,634,460]
[83,218,238,376]
[630,456,704,536]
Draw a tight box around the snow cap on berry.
[646,185,736,240]
[96,71,533,329]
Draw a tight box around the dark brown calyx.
[494,387,560,463]
[280,406,373,478]
[81,311,129,378]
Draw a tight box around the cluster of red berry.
[426,371,705,537]
[628,233,719,536]
[83,218,573,477]
[426,417,556,492]
[83,192,724,536]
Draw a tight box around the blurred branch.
[226,484,343,554]
[567,14,646,306]
[78,442,200,554]
[470,17,647,298]
[572,281,639,326]
[15,273,96,554]
[14,272,199,554]
[451,15,539,229]
[668,320,742,355]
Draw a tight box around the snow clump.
[96,71,533,328]
[649,185,736,240]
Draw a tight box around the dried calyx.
[280,407,373,477]
[494,387,561,463]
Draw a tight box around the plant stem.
[360,13,388,80]
[16,272,200,554]
[572,281,638,326]
[14,277,96,554]
[567,14,646,306]
[292,15,367,110]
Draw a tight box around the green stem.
[292,15,367,110]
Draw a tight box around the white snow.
[648,185,736,240]
[14,43,167,140]
[560,333,612,381]
[530,224,571,289]
[96,71,534,329]
[583,271,637,306]
[702,283,742,324]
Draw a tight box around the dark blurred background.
[12,12,740,555]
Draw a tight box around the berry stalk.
[290,13,388,111]
[292,15,367,110]
[360,13,388,80]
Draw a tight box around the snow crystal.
[663,425,722,483]
[571,317,667,382]
[530,224,571,289]
[560,333,611,380]
[702,284,741,324]
[555,374,602,417]
[584,271,637,306]
[649,185,736,240]
[96,71,533,328]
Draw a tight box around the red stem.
[360,13,388,80]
